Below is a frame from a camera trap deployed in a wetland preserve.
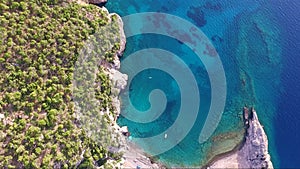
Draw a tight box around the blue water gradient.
[105,0,300,167]
[272,0,300,168]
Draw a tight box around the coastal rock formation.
[209,107,273,168]
[244,108,273,168]
[88,0,107,6]
[105,13,127,121]
[108,68,127,122]
[103,9,164,169]
[107,52,162,169]
[99,10,162,169]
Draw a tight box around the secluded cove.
[105,0,282,167]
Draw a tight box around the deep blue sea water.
[272,1,300,168]
[105,0,300,167]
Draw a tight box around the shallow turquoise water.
[118,35,213,166]
[106,0,283,167]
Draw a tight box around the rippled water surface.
[105,0,300,167]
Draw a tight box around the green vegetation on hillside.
[0,0,123,168]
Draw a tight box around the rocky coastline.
[109,16,165,169]
[88,0,107,6]
[208,107,273,169]
[89,2,274,168]
[98,5,165,168]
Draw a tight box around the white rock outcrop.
[210,107,273,169]
[244,108,273,169]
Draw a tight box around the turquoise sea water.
[105,0,300,167]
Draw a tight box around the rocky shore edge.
[108,13,165,169]
[207,107,273,169]
[87,3,164,168]
[82,2,273,168]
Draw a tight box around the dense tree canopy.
[0,0,123,168]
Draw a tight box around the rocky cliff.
[209,107,273,168]
[243,107,273,168]
[88,0,107,6]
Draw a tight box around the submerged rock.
[187,6,207,27]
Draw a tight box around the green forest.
[0,0,123,168]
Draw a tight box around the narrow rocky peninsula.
[209,107,273,168]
